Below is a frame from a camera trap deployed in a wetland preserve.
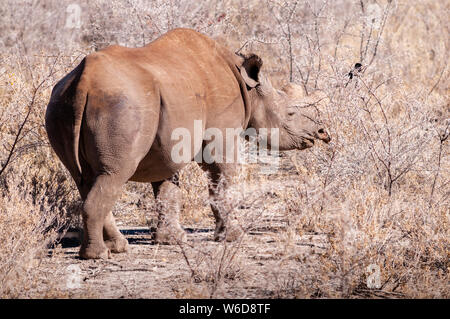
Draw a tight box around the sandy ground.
[33,210,331,299]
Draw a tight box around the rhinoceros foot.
[105,235,129,253]
[155,220,187,245]
[79,243,111,260]
[213,218,244,242]
[225,219,244,242]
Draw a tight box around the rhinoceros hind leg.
[103,212,129,253]
[79,174,125,259]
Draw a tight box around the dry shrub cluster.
[0,53,82,297]
[0,0,448,298]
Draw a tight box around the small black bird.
[348,63,363,79]
[345,63,364,87]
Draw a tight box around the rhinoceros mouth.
[304,137,315,146]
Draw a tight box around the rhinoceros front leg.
[200,162,244,242]
[152,180,187,245]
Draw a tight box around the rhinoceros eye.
[288,112,295,116]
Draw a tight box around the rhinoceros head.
[238,53,331,150]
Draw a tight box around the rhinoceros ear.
[238,54,263,88]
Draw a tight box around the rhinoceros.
[45,28,330,259]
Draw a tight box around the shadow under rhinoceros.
[55,226,213,248]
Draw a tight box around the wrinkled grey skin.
[45,28,330,259]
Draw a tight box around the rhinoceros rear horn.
[239,54,263,88]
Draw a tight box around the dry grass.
[0,0,448,298]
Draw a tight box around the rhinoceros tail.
[71,63,87,176]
